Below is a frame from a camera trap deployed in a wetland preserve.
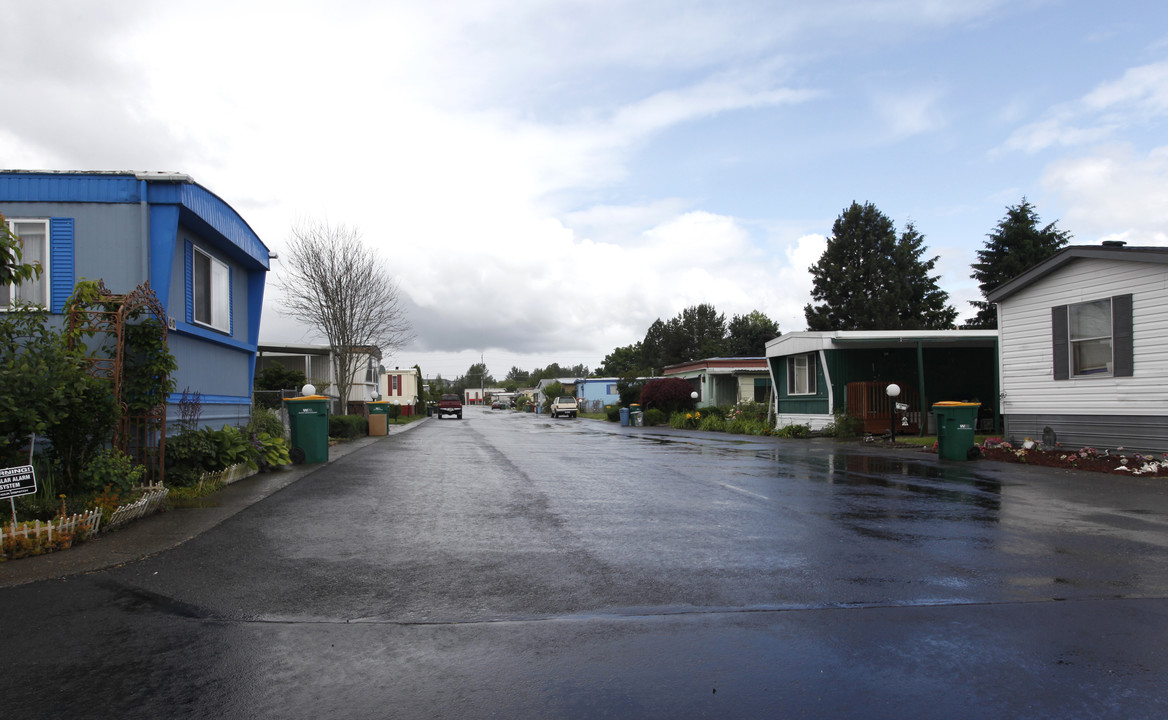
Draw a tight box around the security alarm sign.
[0,465,36,500]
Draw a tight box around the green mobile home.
[765,330,1000,435]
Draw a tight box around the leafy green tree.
[505,366,531,384]
[725,310,779,356]
[0,309,113,489]
[541,381,563,411]
[601,342,644,376]
[804,202,956,331]
[530,363,588,383]
[454,362,493,396]
[967,199,1072,328]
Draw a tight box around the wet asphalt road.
[3,407,1168,719]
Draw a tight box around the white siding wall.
[999,259,1168,417]
[776,413,833,431]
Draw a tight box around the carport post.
[916,340,927,437]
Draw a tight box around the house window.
[3,219,49,308]
[1052,294,1132,380]
[787,353,817,395]
[607,384,617,395]
[1069,298,1112,376]
[391,375,399,393]
[192,246,230,333]
[754,378,772,403]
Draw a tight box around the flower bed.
[978,440,1168,477]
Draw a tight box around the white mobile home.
[987,244,1168,453]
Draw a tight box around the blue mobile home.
[0,170,271,429]
[575,377,621,413]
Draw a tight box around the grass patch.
[891,435,989,447]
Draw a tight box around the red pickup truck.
[437,393,463,420]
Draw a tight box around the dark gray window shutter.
[1052,305,1069,380]
[1112,293,1133,377]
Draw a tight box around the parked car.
[549,396,579,419]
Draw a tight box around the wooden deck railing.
[845,381,922,434]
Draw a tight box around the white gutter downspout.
[819,348,833,416]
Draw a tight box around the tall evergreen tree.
[967,199,1071,328]
[889,221,958,329]
[641,317,686,371]
[804,202,957,331]
[725,310,780,356]
[678,303,727,360]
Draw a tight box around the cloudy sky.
[5,1,1167,379]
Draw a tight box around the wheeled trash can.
[932,401,980,461]
[284,395,330,464]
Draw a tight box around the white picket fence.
[106,486,169,530]
[1,508,103,555]
[2,486,170,558]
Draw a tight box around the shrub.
[387,404,402,423]
[643,408,667,426]
[699,414,726,432]
[775,423,812,438]
[329,414,367,439]
[669,410,701,429]
[80,448,144,494]
[251,432,292,470]
[605,405,621,422]
[639,378,697,417]
[247,406,286,441]
[821,413,863,438]
[165,428,215,487]
[206,425,257,470]
[725,402,769,424]
[616,374,644,407]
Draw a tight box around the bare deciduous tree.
[276,219,412,413]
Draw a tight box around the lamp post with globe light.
[886,383,901,442]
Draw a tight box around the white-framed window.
[787,353,817,395]
[3,219,49,308]
[1069,298,1112,376]
[192,246,230,333]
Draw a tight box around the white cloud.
[1043,144,1168,246]
[871,86,949,139]
[1004,59,1168,154]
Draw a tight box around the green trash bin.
[367,401,389,436]
[284,395,330,464]
[933,401,980,461]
